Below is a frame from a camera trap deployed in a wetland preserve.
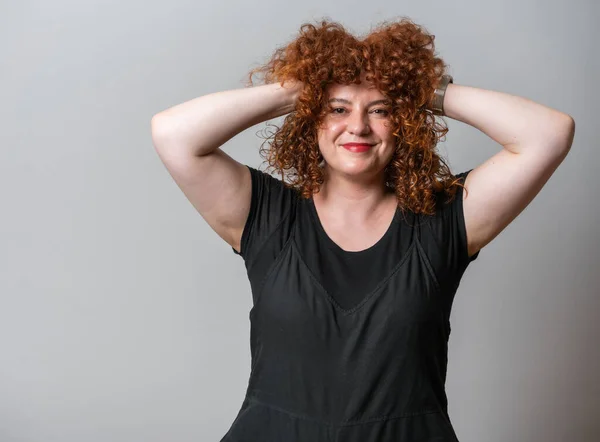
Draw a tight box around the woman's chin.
[325,161,378,177]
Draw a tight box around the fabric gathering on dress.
[222,165,480,442]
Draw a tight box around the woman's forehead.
[326,82,387,102]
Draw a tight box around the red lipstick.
[342,143,374,153]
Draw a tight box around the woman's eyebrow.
[328,98,391,106]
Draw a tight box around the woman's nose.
[347,111,371,135]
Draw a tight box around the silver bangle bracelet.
[431,74,453,116]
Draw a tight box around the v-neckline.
[290,236,417,314]
[308,197,400,255]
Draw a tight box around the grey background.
[1,0,598,441]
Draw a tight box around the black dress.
[222,165,480,442]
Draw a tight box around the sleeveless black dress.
[223,165,480,442]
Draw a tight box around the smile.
[342,143,374,153]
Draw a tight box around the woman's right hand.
[279,79,304,107]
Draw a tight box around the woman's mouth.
[342,143,374,153]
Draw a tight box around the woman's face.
[317,76,396,181]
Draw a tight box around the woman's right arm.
[150,81,301,253]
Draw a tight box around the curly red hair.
[245,17,467,216]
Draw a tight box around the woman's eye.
[374,109,389,115]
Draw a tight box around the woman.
[151,18,574,442]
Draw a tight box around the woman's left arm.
[441,83,576,258]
